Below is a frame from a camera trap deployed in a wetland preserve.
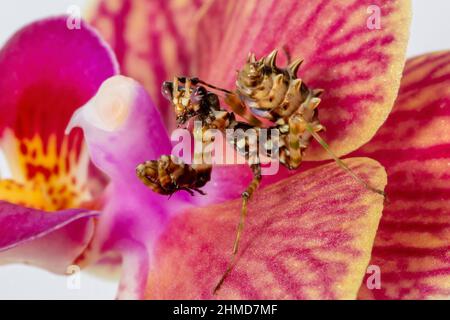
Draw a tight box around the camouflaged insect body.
[236,50,325,168]
[137,50,326,196]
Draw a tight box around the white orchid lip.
[66,75,135,134]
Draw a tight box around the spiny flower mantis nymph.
[136,50,385,294]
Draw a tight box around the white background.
[0,0,449,299]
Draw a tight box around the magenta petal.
[0,16,118,204]
[0,16,118,168]
[0,201,97,273]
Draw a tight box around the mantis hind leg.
[284,114,325,170]
[304,122,386,197]
[213,163,261,294]
[285,115,306,169]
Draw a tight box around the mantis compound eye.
[190,86,207,104]
[161,81,173,100]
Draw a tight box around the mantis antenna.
[305,122,385,197]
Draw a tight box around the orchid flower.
[0,17,118,272]
[1,0,448,300]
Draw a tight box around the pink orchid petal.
[354,52,450,299]
[194,0,411,160]
[0,16,118,148]
[203,159,327,204]
[88,0,205,129]
[0,16,118,204]
[67,76,192,298]
[0,201,97,273]
[115,240,149,300]
[146,158,387,299]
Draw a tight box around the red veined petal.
[0,201,97,273]
[0,17,118,210]
[194,0,411,160]
[88,0,205,129]
[354,52,450,299]
[146,158,387,299]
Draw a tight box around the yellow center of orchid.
[0,129,89,211]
